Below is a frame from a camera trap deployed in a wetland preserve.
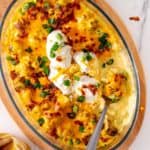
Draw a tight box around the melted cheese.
[2,0,137,149]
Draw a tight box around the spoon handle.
[86,105,107,150]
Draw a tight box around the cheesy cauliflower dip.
[1,0,137,149]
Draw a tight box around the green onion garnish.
[79,125,84,132]
[63,80,71,86]
[77,96,85,102]
[6,56,18,65]
[68,139,73,145]
[37,117,45,126]
[51,42,59,51]
[48,18,56,25]
[43,66,50,76]
[106,58,114,65]
[72,105,79,113]
[74,76,80,81]
[56,33,63,40]
[40,91,49,98]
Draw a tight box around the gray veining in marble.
[139,0,149,51]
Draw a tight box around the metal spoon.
[86,104,108,150]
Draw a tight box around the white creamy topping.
[46,30,98,101]
[73,76,98,102]
[53,74,72,95]
[46,30,72,95]
[50,45,72,69]
[46,30,67,60]
[74,51,96,73]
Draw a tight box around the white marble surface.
[0,0,150,149]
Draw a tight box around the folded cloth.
[0,133,30,150]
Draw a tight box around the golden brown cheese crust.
[2,0,135,149]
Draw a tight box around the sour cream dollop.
[46,30,99,102]
[46,30,72,95]
[73,76,99,102]
[74,51,96,73]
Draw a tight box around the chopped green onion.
[42,24,49,29]
[99,33,108,41]
[48,18,56,25]
[77,96,85,102]
[39,56,48,68]
[42,24,53,33]
[99,33,112,50]
[43,66,50,76]
[106,58,114,65]
[75,139,81,144]
[25,47,32,53]
[33,82,41,89]
[46,27,53,33]
[79,125,84,132]
[19,8,25,15]
[91,119,97,125]
[95,83,100,88]
[56,33,63,40]
[51,42,59,51]
[24,79,31,87]
[86,52,93,61]
[82,51,93,61]
[23,2,36,11]
[72,105,79,113]
[44,1,50,9]
[50,52,56,58]
[37,117,45,126]
[68,139,73,145]
[6,56,18,65]
[40,91,49,98]
[74,76,80,81]
[102,63,106,68]
[63,80,71,86]
[41,56,48,62]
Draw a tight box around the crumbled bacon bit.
[82,135,90,145]
[15,19,29,38]
[30,72,44,78]
[18,29,28,38]
[83,84,97,95]
[44,111,61,118]
[74,120,83,126]
[56,2,78,28]
[81,89,85,96]
[26,99,38,110]
[90,38,94,41]
[15,19,30,29]
[10,71,18,80]
[40,9,49,20]
[49,128,58,139]
[37,0,43,4]
[107,128,118,136]
[129,16,140,21]
[28,6,38,20]
[15,87,22,93]
[114,74,126,83]
[75,33,78,36]
[79,36,87,42]
[42,36,46,40]
[101,137,109,142]
[56,56,63,62]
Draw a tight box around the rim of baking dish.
[0,0,140,149]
